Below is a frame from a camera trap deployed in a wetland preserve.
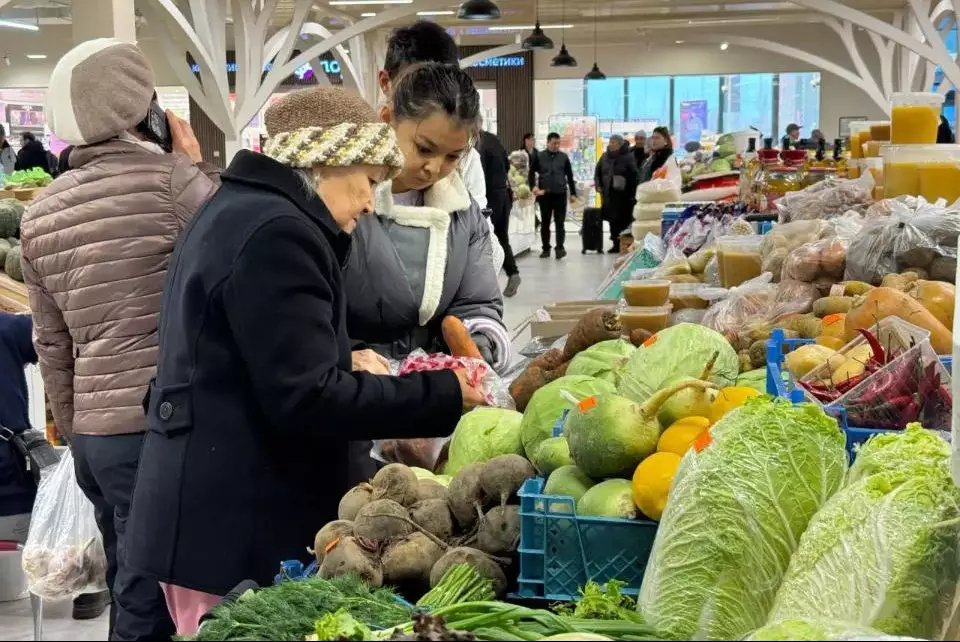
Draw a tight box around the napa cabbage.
[636,398,847,641]
[768,425,960,639]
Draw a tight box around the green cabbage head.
[636,398,847,641]
[618,323,738,403]
[566,339,636,385]
[768,425,960,639]
[443,407,524,476]
[746,619,885,641]
[847,422,951,485]
[520,375,615,461]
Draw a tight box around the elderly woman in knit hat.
[124,86,484,635]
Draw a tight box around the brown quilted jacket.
[19,139,219,438]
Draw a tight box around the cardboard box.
[529,300,616,339]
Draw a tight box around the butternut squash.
[906,280,955,328]
[844,287,953,355]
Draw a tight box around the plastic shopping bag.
[21,450,107,599]
[371,350,515,471]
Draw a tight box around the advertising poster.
[546,114,599,187]
[679,100,708,145]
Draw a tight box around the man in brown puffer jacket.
[19,38,219,641]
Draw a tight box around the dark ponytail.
[391,62,481,137]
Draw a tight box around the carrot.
[844,287,953,355]
[441,315,483,360]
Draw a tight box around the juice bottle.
[848,121,870,160]
[919,162,960,204]
[882,145,926,198]
[891,92,943,144]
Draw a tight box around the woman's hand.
[454,368,487,410]
[167,110,203,163]
[352,349,391,375]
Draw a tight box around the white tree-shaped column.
[140,0,446,157]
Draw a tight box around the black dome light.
[551,43,577,67]
[584,62,606,80]
[457,0,501,21]
[522,21,554,50]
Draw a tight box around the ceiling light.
[417,10,454,15]
[675,40,684,44]
[360,12,376,16]
[25,54,46,59]
[328,0,411,5]
[551,43,577,67]
[0,19,39,31]
[456,0,501,20]
[584,63,606,80]
[720,41,729,50]
[489,24,572,31]
[522,21,554,50]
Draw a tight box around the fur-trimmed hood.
[374,171,472,325]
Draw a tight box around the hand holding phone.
[167,111,202,163]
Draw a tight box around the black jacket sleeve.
[565,155,577,196]
[222,217,463,440]
[623,154,640,199]
[528,151,538,189]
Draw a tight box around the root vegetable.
[313,520,354,562]
[353,499,413,543]
[812,296,854,318]
[409,499,454,541]
[657,352,720,426]
[509,366,549,412]
[319,536,383,587]
[381,532,444,586]
[531,348,567,370]
[429,547,507,597]
[629,328,653,347]
[563,308,622,359]
[441,316,483,360]
[476,505,520,555]
[371,463,419,506]
[417,479,448,502]
[447,463,489,530]
[338,484,372,521]
[479,454,535,506]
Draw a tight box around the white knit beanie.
[45,38,155,146]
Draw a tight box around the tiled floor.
[0,229,615,642]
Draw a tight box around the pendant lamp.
[457,0,501,21]
[522,21,554,50]
[584,62,606,80]
[584,6,604,80]
[550,0,577,67]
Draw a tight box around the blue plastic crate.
[516,477,658,602]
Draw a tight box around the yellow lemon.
[709,386,761,424]
[632,452,682,521]
[657,417,710,456]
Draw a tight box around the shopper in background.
[632,129,648,168]
[639,126,674,184]
[523,132,537,166]
[125,86,483,636]
[809,129,825,148]
[938,115,955,143]
[478,128,521,297]
[0,125,15,174]
[19,38,219,640]
[596,134,640,254]
[782,122,801,149]
[14,132,49,172]
[529,132,577,259]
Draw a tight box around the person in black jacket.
[938,115,955,143]
[595,135,640,253]
[124,87,484,634]
[477,129,520,297]
[639,126,675,184]
[632,130,648,169]
[14,132,50,172]
[529,132,577,259]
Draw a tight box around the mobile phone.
[136,99,172,152]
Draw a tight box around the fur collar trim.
[375,171,471,325]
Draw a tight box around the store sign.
[189,59,341,79]
[468,56,525,69]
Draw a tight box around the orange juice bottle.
[891,92,943,144]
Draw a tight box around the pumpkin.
[844,287,953,355]
[906,279,955,328]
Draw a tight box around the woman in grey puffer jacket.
[344,63,510,373]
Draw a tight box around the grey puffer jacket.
[344,171,510,372]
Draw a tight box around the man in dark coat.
[596,135,640,253]
[632,130,648,169]
[529,132,577,259]
[125,88,480,614]
[477,129,520,297]
[14,132,50,172]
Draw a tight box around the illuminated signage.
[468,56,525,68]
[190,59,341,79]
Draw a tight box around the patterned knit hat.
[263,87,404,178]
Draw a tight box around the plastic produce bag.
[781,214,864,287]
[371,350,514,471]
[700,274,778,337]
[635,178,681,204]
[759,219,831,280]
[844,201,960,284]
[21,450,107,599]
[775,177,872,223]
[636,398,848,641]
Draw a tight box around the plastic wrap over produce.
[636,398,847,641]
[371,351,514,470]
[767,426,960,641]
[21,450,107,599]
[775,177,872,223]
[845,199,960,285]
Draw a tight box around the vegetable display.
[2,167,52,189]
[443,408,524,476]
[636,398,847,641]
[0,197,24,237]
[565,340,636,385]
